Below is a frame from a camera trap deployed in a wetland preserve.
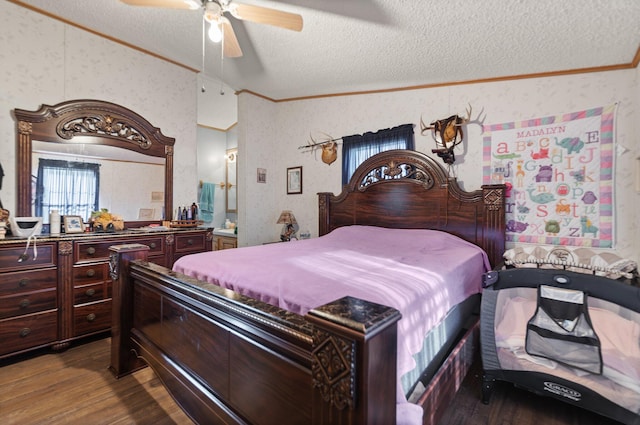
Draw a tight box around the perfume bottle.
[191,203,198,220]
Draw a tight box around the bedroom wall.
[0,1,198,219]
[238,70,639,263]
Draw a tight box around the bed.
[109,149,505,425]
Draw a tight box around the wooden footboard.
[109,244,402,425]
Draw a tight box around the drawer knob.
[85,288,96,297]
[19,328,31,338]
[149,242,156,249]
[19,299,30,309]
[87,313,96,322]
[187,239,194,246]
[18,278,29,288]
[86,269,96,277]
[86,247,96,255]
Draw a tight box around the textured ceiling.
[13,0,640,100]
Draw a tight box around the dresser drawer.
[72,263,109,286]
[0,243,56,272]
[0,289,57,319]
[73,281,112,305]
[174,232,206,253]
[75,236,165,262]
[0,311,58,357]
[215,235,237,250]
[0,268,57,297]
[73,300,112,337]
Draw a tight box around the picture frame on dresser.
[63,216,84,233]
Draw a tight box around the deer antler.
[299,132,338,151]
[419,115,433,136]
[309,132,335,146]
[464,103,486,127]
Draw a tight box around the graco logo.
[543,381,581,401]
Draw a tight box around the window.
[341,123,415,186]
[35,159,100,222]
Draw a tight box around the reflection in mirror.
[14,99,175,223]
[226,148,237,213]
[32,141,165,221]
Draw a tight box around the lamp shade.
[276,210,297,225]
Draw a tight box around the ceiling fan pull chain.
[201,14,207,93]
[219,27,225,96]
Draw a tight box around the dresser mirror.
[225,148,237,213]
[14,99,174,222]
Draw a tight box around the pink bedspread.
[173,225,490,423]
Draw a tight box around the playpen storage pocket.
[525,285,602,374]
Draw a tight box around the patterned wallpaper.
[0,1,198,220]
[1,2,638,263]
[238,71,639,262]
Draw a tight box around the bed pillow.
[503,245,637,280]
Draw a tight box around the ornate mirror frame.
[14,99,174,220]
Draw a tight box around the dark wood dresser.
[0,228,212,359]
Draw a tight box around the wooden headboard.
[318,149,505,267]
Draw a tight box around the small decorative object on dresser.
[49,209,60,236]
[9,216,43,237]
[63,216,84,233]
[90,209,124,232]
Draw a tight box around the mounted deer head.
[420,104,486,165]
[305,132,339,165]
[320,141,338,165]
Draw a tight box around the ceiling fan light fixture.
[208,20,223,43]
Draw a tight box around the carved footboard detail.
[312,329,356,410]
[308,296,402,424]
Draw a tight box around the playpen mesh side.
[480,290,500,372]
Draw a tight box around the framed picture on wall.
[287,166,302,195]
[151,191,164,202]
[138,208,155,220]
[257,168,267,183]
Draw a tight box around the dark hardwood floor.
[0,337,625,425]
[437,361,623,425]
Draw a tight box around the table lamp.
[277,210,298,241]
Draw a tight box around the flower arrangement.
[91,208,124,232]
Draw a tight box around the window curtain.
[341,123,415,186]
[35,159,100,221]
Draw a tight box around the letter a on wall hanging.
[482,104,617,248]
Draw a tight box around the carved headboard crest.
[359,159,436,191]
[350,150,449,193]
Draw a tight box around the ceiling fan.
[119,0,303,58]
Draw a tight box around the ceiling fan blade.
[119,0,195,9]
[221,18,243,58]
[229,3,303,32]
